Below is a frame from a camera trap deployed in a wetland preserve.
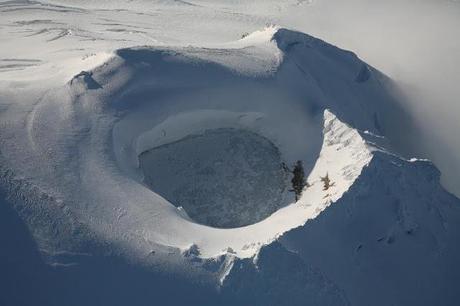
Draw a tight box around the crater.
[138,128,290,228]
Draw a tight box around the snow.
[275,151,460,306]
[1,1,460,305]
[0,25,382,259]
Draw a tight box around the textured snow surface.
[1,1,460,305]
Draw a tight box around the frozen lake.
[139,128,290,228]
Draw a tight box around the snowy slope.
[221,127,460,306]
[1,2,460,305]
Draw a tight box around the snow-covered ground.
[1,1,460,305]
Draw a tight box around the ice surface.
[139,128,289,228]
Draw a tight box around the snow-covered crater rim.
[65,26,387,258]
[111,107,375,258]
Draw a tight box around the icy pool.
[138,128,290,228]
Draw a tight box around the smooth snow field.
[139,128,289,228]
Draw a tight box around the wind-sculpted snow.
[0,26,459,305]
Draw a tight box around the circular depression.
[138,128,290,228]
